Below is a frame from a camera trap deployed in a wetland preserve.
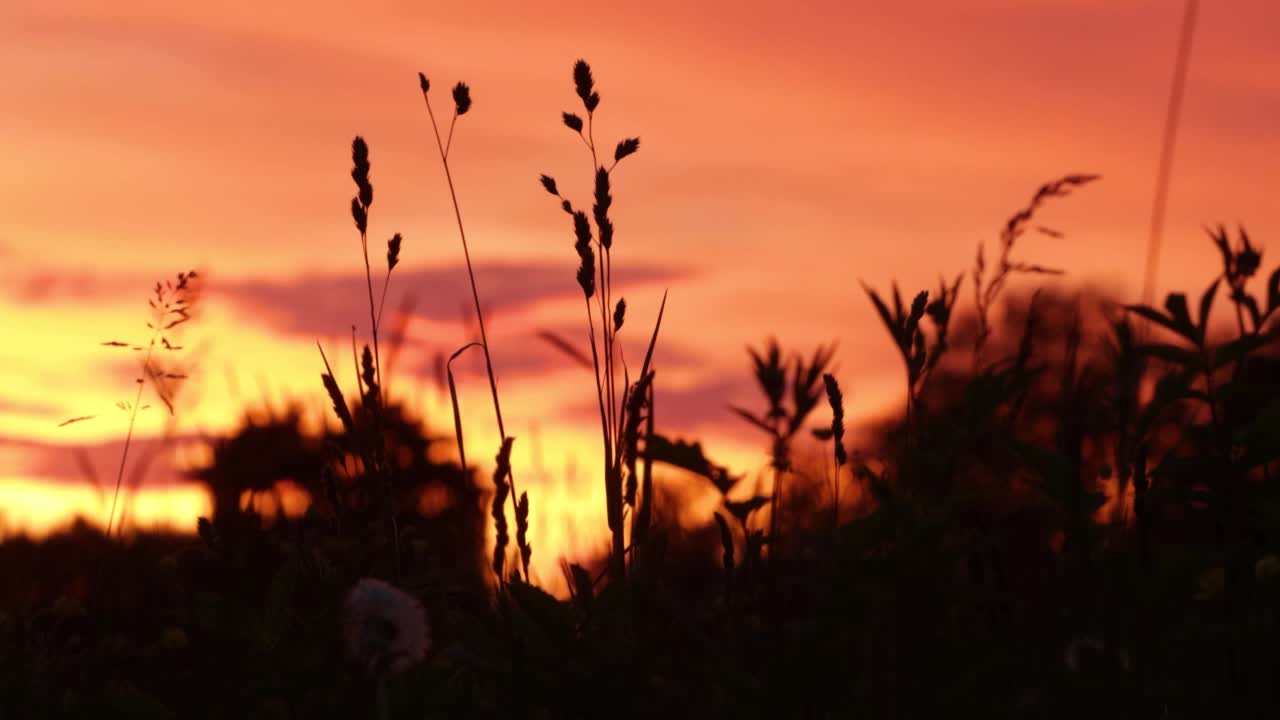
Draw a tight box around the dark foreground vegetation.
[3,61,1280,719]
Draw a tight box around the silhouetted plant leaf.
[634,289,667,392]
[725,496,771,524]
[905,290,928,343]
[1268,267,1280,315]
[1138,343,1199,368]
[1165,293,1196,342]
[747,340,786,419]
[1198,278,1220,333]
[317,342,354,433]
[535,329,592,370]
[785,343,836,435]
[862,283,898,351]
[713,512,734,577]
[1241,293,1262,331]
[645,434,739,496]
[562,112,583,133]
[1212,332,1274,370]
[1125,304,1187,342]
[729,405,773,435]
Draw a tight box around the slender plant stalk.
[635,379,656,556]
[355,215,400,580]
[584,297,623,577]
[1140,0,1199,310]
[420,89,526,580]
[585,111,621,502]
[832,454,840,530]
[360,231,384,405]
[446,342,485,473]
[104,334,158,539]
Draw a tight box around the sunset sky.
[2,0,1278,582]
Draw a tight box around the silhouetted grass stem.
[421,88,525,580]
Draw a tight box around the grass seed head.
[614,298,626,332]
[452,82,472,115]
[823,373,847,466]
[614,137,640,163]
[490,438,515,579]
[351,136,372,209]
[515,491,531,575]
[572,211,596,298]
[573,60,594,105]
[351,197,367,235]
[322,373,354,433]
[593,167,613,249]
[386,233,402,272]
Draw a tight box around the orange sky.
[2,0,1278,581]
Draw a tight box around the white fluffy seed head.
[342,578,431,676]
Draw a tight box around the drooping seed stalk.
[420,89,526,580]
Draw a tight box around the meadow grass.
[7,55,1280,718]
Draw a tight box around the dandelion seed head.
[342,578,431,675]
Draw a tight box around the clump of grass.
[539,59,665,581]
[313,135,411,578]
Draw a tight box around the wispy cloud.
[0,433,198,489]
[216,260,685,337]
[1,270,150,304]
